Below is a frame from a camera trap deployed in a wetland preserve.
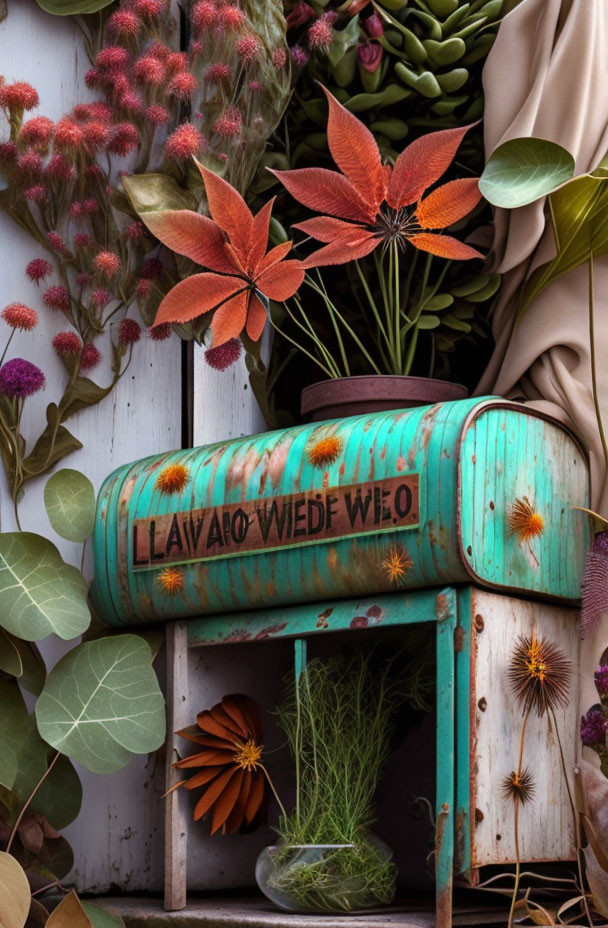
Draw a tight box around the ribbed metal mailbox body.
[91,396,591,626]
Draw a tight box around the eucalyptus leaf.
[32,754,82,831]
[35,635,166,774]
[0,628,22,677]
[81,902,125,928]
[46,891,91,928]
[479,138,575,208]
[35,0,114,12]
[0,851,30,928]
[13,640,46,697]
[123,174,197,216]
[44,469,95,543]
[0,533,90,642]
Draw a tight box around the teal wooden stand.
[165,587,459,926]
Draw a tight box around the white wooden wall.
[0,4,264,893]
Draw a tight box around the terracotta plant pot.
[301,375,468,422]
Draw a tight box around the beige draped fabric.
[477,0,608,842]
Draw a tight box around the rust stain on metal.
[327,547,338,572]
[435,592,450,623]
[455,807,466,874]
[265,580,276,598]
[475,807,484,825]
[477,697,487,712]
[396,455,406,471]
[474,613,484,632]
[254,622,287,640]
[350,615,369,629]
[454,625,465,652]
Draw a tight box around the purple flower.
[580,706,608,747]
[363,13,383,38]
[581,531,608,637]
[358,42,383,74]
[596,665,608,698]
[290,45,309,67]
[0,358,45,398]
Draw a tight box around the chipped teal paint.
[186,587,456,925]
[91,398,590,626]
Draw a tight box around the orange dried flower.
[157,566,185,595]
[307,435,342,468]
[508,496,544,544]
[172,694,266,834]
[508,633,571,716]
[502,767,535,805]
[381,545,413,585]
[155,463,190,494]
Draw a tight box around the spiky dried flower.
[155,463,190,494]
[166,52,187,74]
[508,497,544,544]
[82,121,109,150]
[73,233,91,249]
[192,0,217,32]
[24,184,46,203]
[307,435,342,468]
[581,706,607,747]
[157,566,185,595]
[136,279,152,299]
[107,122,139,157]
[502,767,535,805]
[83,198,99,214]
[212,105,242,137]
[134,0,164,17]
[52,332,82,358]
[45,154,74,181]
[236,35,260,63]
[47,232,70,255]
[25,258,53,285]
[96,46,130,73]
[85,68,99,88]
[0,81,39,112]
[218,5,245,30]
[17,152,43,176]
[581,531,608,637]
[43,286,69,312]
[133,55,166,85]
[146,104,170,126]
[118,318,141,346]
[79,342,101,371]
[508,633,571,716]
[54,117,86,151]
[107,10,140,38]
[91,289,112,309]
[0,358,45,397]
[172,694,266,834]
[381,546,414,586]
[0,141,17,163]
[1,303,38,331]
[204,338,242,371]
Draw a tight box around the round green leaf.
[35,0,114,13]
[35,635,166,774]
[0,851,30,928]
[479,138,575,208]
[0,629,22,677]
[0,533,90,642]
[32,754,82,831]
[44,469,95,543]
[0,679,47,794]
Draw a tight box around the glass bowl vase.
[255,833,397,914]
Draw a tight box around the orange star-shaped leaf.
[140,161,304,346]
[271,86,485,268]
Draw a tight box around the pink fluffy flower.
[218,4,245,30]
[107,9,140,38]
[205,338,241,371]
[271,47,287,68]
[83,120,110,150]
[358,42,382,74]
[85,69,99,88]
[52,331,82,357]
[79,342,101,371]
[212,105,242,137]
[54,118,86,151]
[167,71,197,100]
[43,285,70,311]
[17,152,43,175]
[164,123,204,160]
[146,104,170,126]
[236,34,260,63]
[24,184,47,203]
[291,45,309,67]
[166,52,187,74]
[125,221,146,241]
[307,18,333,50]
[74,233,91,249]
[19,116,54,150]
[133,55,166,84]
[148,321,171,340]
[47,232,70,256]
[133,0,164,17]
[83,198,99,214]
[1,303,38,331]
[107,122,139,156]
[136,278,152,298]
[75,272,92,287]
[91,288,112,309]
[205,62,232,84]
[0,141,17,164]
[118,317,141,346]
[45,154,74,180]
[148,41,171,60]
[93,251,121,278]
[0,81,39,112]
[26,258,53,284]
[249,80,262,92]
[96,46,130,73]
[192,0,217,32]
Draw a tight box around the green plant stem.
[356,258,392,358]
[0,329,15,367]
[508,706,530,928]
[7,750,60,853]
[260,764,287,821]
[588,255,608,473]
[392,243,402,373]
[303,276,382,375]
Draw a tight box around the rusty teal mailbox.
[91,397,590,626]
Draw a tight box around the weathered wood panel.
[470,589,579,869]
[0,3,182,892]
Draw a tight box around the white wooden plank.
[165,621,190,911]
[470,589,580,869]
[192,344,266,446]
[0,3,182,893]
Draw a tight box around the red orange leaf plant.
[139,159,304,347]
[269,86,487,378]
